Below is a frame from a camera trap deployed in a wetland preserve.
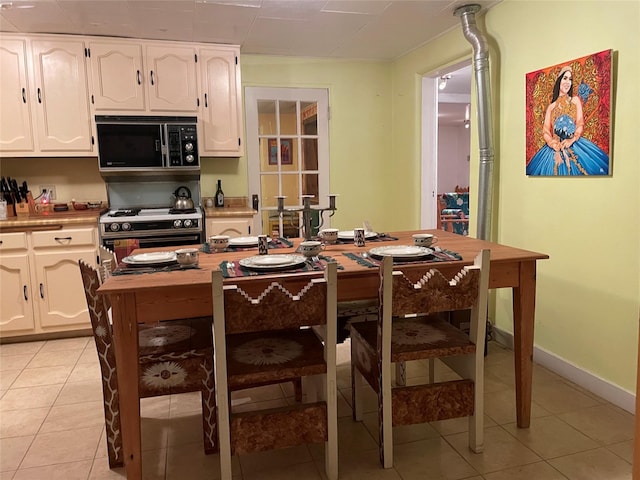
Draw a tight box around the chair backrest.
[99,245,118,280]
[215,263,338,335]
[441,192,469,215]
[78,259,117,374]
[379,249,490,344]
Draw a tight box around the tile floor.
[0,337,634,479]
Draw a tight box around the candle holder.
[276,194,338,240]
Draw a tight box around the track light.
[439,74,451,90]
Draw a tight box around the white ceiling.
[0,0,499,61]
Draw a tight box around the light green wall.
[393,0,640,393]
[209,56,395,231]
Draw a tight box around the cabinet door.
[199,47,243,156]
[206,218,251,237]
[0,254,35,334]
[145,45,198,112]
[30,38,93,153]
[33,249,96,329]
[0,38,34,153]
[88,41,145,111]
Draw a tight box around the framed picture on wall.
[525,49,612,176]
[268,139,293,165]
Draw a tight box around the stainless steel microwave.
[96,116,199,173]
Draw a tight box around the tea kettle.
[173,186,194,210]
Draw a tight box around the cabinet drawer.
[32,228,96,248]
[0,232,28,251]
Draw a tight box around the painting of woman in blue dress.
[525,51,612,176]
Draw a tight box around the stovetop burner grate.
[109,208,141,217]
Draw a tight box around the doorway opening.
[420,61,472,232]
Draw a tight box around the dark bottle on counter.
[215,179,224,208]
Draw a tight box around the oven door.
[102,233,202,260]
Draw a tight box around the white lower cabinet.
[206,217,252,237]
[0,226,98,338]
[0,245,35,334]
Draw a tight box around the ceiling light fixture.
[439,74,452,90]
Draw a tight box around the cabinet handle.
[21,88,26,103]
[136,70,141,85]
[204,93,208,108]
[37,88,42,103]
[23,285,28,301]
[40,283,44,299]
[54,236,72,242]
[150,70,155,86]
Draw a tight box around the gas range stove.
[99,207,203,239]
[100,176,204,249]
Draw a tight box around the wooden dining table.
[97,229,548,479]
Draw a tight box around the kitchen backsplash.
[0,157,107,203]
[0,156,248,206]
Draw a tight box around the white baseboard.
[492,325,635,414]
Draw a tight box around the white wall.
[437,124,470,192]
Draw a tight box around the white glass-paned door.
[246,87,329,236]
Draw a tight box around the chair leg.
[99,366,123,468]
[378,384,393,469]
[352,366,364,421]
[325,371,338,480]
[200,357,218,454]
[104,400,124,468]
[292,378,302,402]
[395,362,406,386]
[428,358,435,384]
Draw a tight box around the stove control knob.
[185,154,195,163]
[183,219,193,228]
[184,142,194,152]
[109,223,120,232]
[173,219,182,228]
[121,222,131,231]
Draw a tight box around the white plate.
[239,254,306,270]
[368,245,433,260]
[337,230,378,240]
[122,251,177,266]
[228,236,272,247]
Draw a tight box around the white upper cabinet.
[89,41,199,114]
[1,34,243,158]
[0,35,93,156]
[0,39,33,152]
[198,46,243,156]
[146,45,199,113]
[88,41,145,111]
[30,39,93,153]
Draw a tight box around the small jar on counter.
[205,198,214,208]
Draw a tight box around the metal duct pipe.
[454,4,494,241]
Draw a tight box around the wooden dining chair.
[212,262,339,480]
[78,260,217,468]
[350,250,490,468]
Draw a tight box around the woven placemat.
[200,237,293,254]
[220,255,342,278]
[111,263,201,276]
[334,233,398,245]
[342,247,462,268]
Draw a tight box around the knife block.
[27,192,36,214]
[15,202,30,216]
